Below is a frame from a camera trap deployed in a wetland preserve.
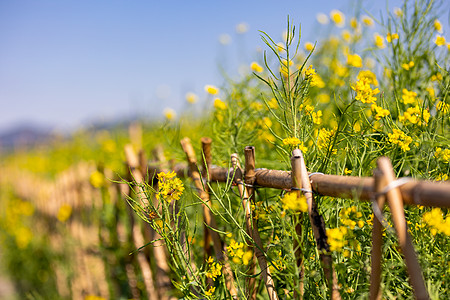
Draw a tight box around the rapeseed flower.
[205,257,222,280]
[394,7,403,18]
[398,106,430,125]
[316,13,329,25]
[374,33,386,49]
[164,108,176,120]
[352,77,380,104]
[311,110,323,125]
[205,286,216,297]
[346,53,362,68]
[350,17,358,29]
[204,85,219,95]
[250,62,263,73]
[357,70,378,86]
[304,65,324,87]
[90,170,105,188]
[423,208,450,236]
[330,10,345,27]
[268,98,279,109]
[434,19,443,33]
[435,35,446,46]
[388,129,412,152]
[157,171,184,202]
[431,73,443,82]
[227,239,253,265]
[326,226,348,252]
[304,42,314,52]
[214,98,227,110]
[185,92,198,104]
[401,61,415,70]
[281,191,308,212]
[362,15,374,27]
[436,101,449,113]
[386,33,399,43]
[401,88,417,104]
[57,204,72,222]
[434,147,450,163]
[436,173,448,181]
[371,104,390,120]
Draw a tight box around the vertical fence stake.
[291,149,341,300]
[369,169,385,300]
[180,137,238,299]
[231,152,273,300]
[376,157,430,300]
[201,137,213,262]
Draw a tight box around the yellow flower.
[262,117,272,128]
[214,98,227,110]
[205,257,222,280]
[57,204,72,222]
[436,101,449,114]
[276,42,285,53]
[268,98,279,109]
[398,106,430,125]
[394,7,403,18]
[435,147,450,163]
[386,33,399,43]
[350,17,358,29]
[163,108,176,120]
[90,170,105,188]
[341,30,351,42]
[373,33,386,49]
[423,208,450,236]
[282,137,308,152]
[304,42,314,52]
[346,53,362,68]
[362,15,374,27]
[431,73,442,82]
[304,65,324,87]
[434,19,443,33]
[204,84,219,95]
[250,102,263,111]
[157,171,184,202]
[401,61,415,70]
[388,129,412,152]
[330,9,345,27]
[435,35,446,46]
[436,173,449,181]
[352,77,380,104]
[357,70,378,86]
[326,227,348,252]
[281,192,308,212]
[344,168,352,175]
[185,92,198,104]
[401,88,417,104]
[371,104,390,120]
[250,61,263,73]
[311,110,323,125]
[205,286,216,297]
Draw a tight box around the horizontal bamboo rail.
[146,164,450,208]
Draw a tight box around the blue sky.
[0,0,446,132]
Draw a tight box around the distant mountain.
[0,124,54,149]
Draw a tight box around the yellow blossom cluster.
[227,239,253,265]
[185,92,198,104]
[205,286,216,297]
[214,98,227,110]
[401,88,417,104]
[339,206,364,230]
[398,106,430,125]
[435,35,446,46]
[436,173,448,181]
[374,33,386,49]
[304,65,325,87]
[352,77,380,104]
[434,147,450,163]
[157,171,184,202]
[204,85,219,95]
[326,226,348,252]
[90,170,105,188]
[434,19,443,33]
[371,104,390,120]
[269,250,286,273]
[401,61,415,70]
[281,191,308,212]
[164,108,176,121]
[346,53,362,68]
[357,69,378,86]
[205,256,222,280]
[436,101,449,114]
[250,61,263,73]
[57,204,72,223]
[423,208,450,236]
[282,137,308,153]
[386,32,399,43]
[316,128,336,152]
[388,129,413,152]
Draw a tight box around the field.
[0,1,449,299]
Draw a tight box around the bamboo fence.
[1,132,449,299]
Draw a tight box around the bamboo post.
[244,146,279,300]
[376,157,430,300]
[291,149,341,300]
[230,153,258,300]
[369,169,385,300]
[124,144,159,300]
[180,137,238,299]
[201,137,213,261]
